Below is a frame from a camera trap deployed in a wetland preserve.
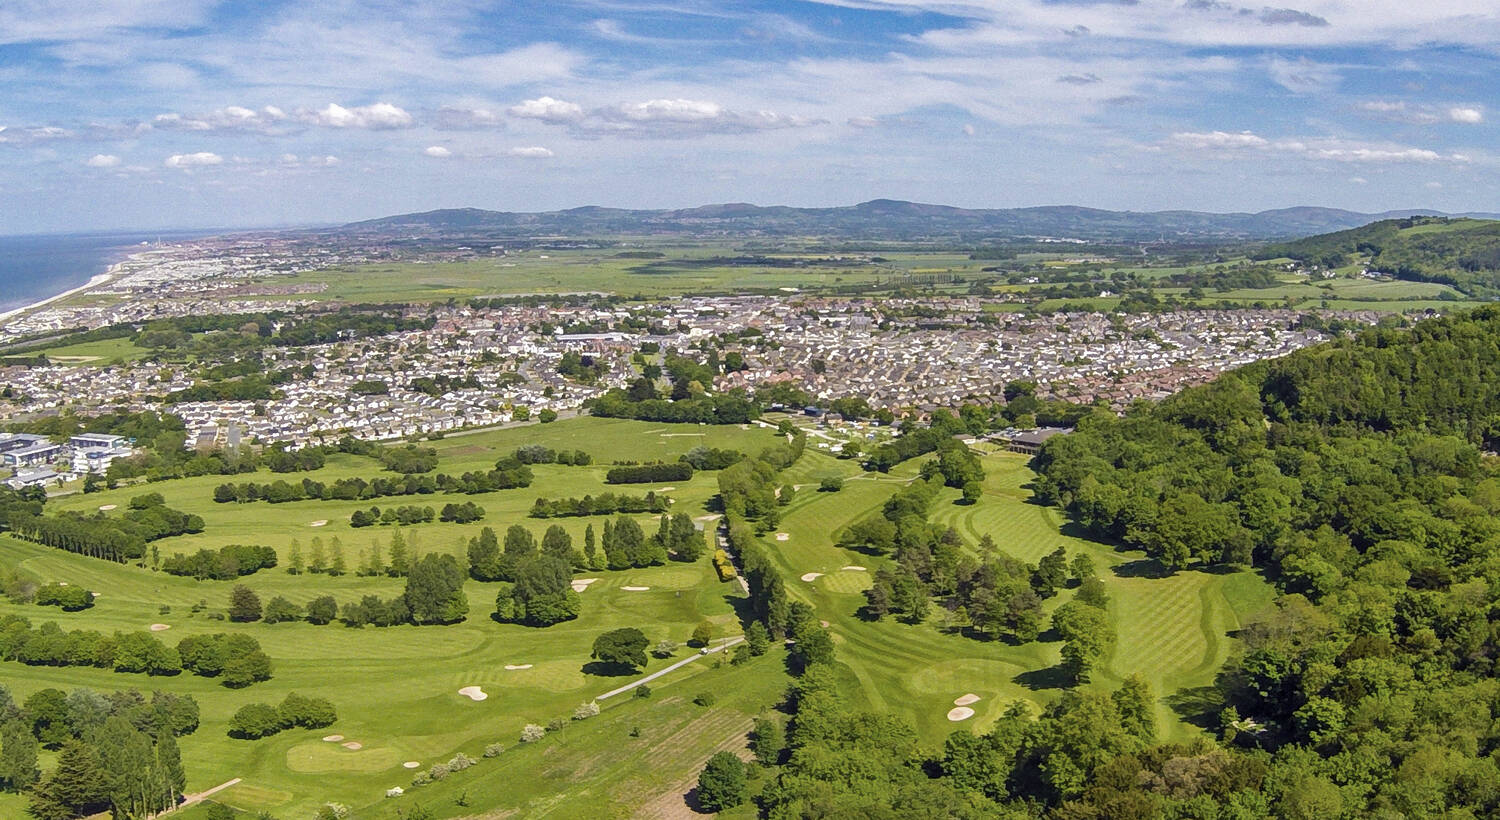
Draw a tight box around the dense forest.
[1009,305,1500,817]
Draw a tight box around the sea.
[0,231,217,314]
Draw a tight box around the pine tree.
[368,540,384,576]
[287,539,304,575]
[1113,674,1157,743]
[28,739,107,820]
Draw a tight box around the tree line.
[0,615,272,687]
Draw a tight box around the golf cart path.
[596,637,746,700]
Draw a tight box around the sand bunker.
[149,623,171,632]
[947,707,976,721]
[820,620,830,628]
[571,578,599,593]
[309,520,328,527]
[504,664,533,670]
[775,533,790,541]
[841,565,867,571]
[800,572,824,582]
[342,741,363,750]
[322,735,344,742]
[658,486,676,492]
[954,694,980,706]
[622,586,650,591]
[98,504,117,511]
[403,761,421,769]
[458,686,488,701]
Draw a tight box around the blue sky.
[1,0,1497,232]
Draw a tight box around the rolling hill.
[327,200,1500,243]
[1256,215,1500,296]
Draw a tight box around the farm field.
[0,416,1274,816]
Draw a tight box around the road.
[595,636,746,700]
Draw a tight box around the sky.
[1,0,1498,233]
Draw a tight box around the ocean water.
[0,231,216,313]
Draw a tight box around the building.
[68,433,130,451]
[6,469,61,490]
[1006,427,1071,455]
[0,433,48,454]
[2,441,62,468]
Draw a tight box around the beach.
[0,266,119,326]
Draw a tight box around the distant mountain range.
[330,200,1500,243]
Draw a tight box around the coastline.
[0,265,120,327]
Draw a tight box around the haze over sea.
[0,232,216,314]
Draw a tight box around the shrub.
[520,723,545,742]
[573,701,600,720]
[693,692,717,707]
[633,684,651,699]
[448,752,475,771]
[547,717,566,732]
[409,771,432,788]
[483,742,504,758]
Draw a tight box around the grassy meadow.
[0,416,1274,816]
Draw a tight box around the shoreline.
[0,264,122,327]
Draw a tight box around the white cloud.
[1170,130,1467,164]
[279,154,340,167]
[1357,100,1485,124]
[1426,181,1444,189]
[307,102,413,130]
[512,96,824,137]
[153,105,290,134]
[508,146,554,158]
[84,153,119,167]
[164,152,222,168]
[433,106,504,130]
[847,116,880,128]
[0,125,73,145]
[1449,107,1484,124]
[423,146,452,158]
[509,96,586,124]
[1171,130,1269,149]
[1349,176,1368,184]
[962,123,976,136]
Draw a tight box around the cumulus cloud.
[507,146,554,158]
[84,153,119,167]
[153,105,289,133]
[164,152,223,167]
[307,102,413,129]
[1448,107,1484,124]
[509,96,585,124]
[423,145,452,158]
[1170,130,1467,163]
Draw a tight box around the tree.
[1033,547,1068,598]
[789,618,835,671]
[591,628,649,672]
[583,524,599,569]
[541,525,575,563]
[228,585,262,622]
[750,715,784,766]
[306,595,338,625]
[1112,674,1157,743]
[228,703,284,739]
[387,528,410,577]
[328,537,346,576]
[819,476,844,492]
[308,537,326,574]
[1054,600,1114,683]
[0,719,38,791]
[961,481,982,505]
[263,595,302,624]
[28,740,107,820]
[405,554,468,624]
[691,620,714,647]
[1070,552,1096,582]
[287,539,304,574]
[696,751,748,812]
[746,622,770,656]
[222,651,273,688]
[467,527,502,581]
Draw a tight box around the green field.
[0,416,1273,816]
[33,336,151,365]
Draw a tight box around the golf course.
[0,415,1272,818]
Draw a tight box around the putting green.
[286,741,401,773]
